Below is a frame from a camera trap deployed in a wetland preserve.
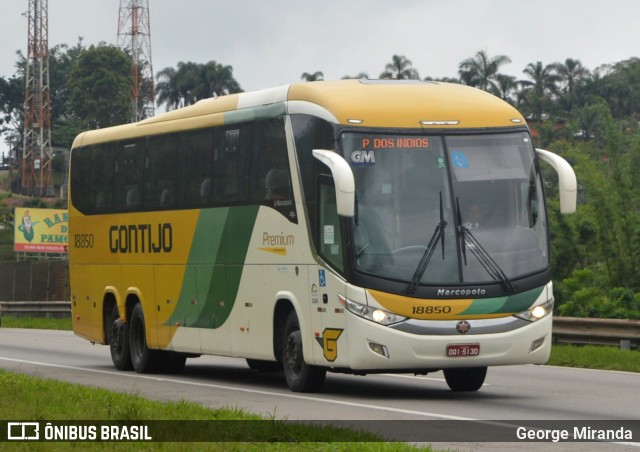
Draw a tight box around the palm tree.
[155,66,182,110]
[202,61,242,97]
[156,61,242,110]
[458,50,511,94]
[342,72,369,80]
[494,73,518,104]
[519,61,560,122]
[553,58,590,115]
[380,55,420,80]
[301,71,324,82]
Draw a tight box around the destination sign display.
[360,136,430,150]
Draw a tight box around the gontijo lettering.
[109,223,173,253]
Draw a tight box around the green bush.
[556,269,640,319]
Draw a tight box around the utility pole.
[22,0,53,196]
[117,0,155,122]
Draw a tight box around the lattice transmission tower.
[22,0,53,196]
[117,0,155,122]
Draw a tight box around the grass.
[0,370,433,451]
[1,315,73,331]
[0,316,72,330]
[547,343,640,372]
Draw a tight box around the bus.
[68,79,577,392]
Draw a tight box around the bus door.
[309,178,349,366]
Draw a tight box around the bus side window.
[114,141,145,211]
[179,128,213,207]
[91,143,115,213]
[146,135,178,210]
[70,146,92,213]
[253,117,297,222]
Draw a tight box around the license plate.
[446,343,480,357]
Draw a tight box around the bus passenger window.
[264,169,291,200]
[126,187,140,208]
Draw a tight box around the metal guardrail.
[552,316,639,350]
[0,303,638,350]
[0,301,71,319]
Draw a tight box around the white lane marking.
[2,355,639,448]
[0,355,472,420]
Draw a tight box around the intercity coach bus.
[69,79,577,392]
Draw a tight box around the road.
[1,327,639,450]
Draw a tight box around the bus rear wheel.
[281,311,326,392]
[443,366,487,392]
[108,304,132,370]
[129,303,159,373]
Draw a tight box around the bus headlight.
[515,299,554,322]
[339,294,406,326]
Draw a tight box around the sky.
[1,0,639,153]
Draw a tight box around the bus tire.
[129,302,159,373]
[443,366,487,392]
[282,311,326,392]
[108,304,132,371]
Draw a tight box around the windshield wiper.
[456,198,514,293]
[405,192,447,295]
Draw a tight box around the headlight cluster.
[515,299,554,322]
[339,294,406,325]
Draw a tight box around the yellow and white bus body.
[69,80,576,392]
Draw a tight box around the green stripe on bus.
[223,103,287,125]
[167,206,259,329]
[459,287,544,316]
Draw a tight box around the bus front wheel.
[281,311,326,392]
[108,304,132,371]
[443,366,487,391]
[129,303,159,373]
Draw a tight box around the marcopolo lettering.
[437,288,486,297]
[109,223,173,254]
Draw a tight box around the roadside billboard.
[14,207,68,253]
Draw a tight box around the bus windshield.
[340,131,548,286]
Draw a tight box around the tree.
[587,58,640,119]
[68,44,132,129]
[0,74,24,147]
[553,58,590,116]
[380,55,419,80]
[156,61,242,110]
[494,73,518,103]
[155,66,181,110]
[342,72,369,80]
[518,61,560,122]
[301,71,324,82]
[458,50,511,94]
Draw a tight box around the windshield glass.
[340,131,548,287]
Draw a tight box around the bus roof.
[72,79,526,148]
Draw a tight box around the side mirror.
[312,149,355,217]
[536,148,577,214]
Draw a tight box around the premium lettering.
[109,223,172,253]
[262,232,294,246]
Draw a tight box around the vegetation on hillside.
[3,45,640,318]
